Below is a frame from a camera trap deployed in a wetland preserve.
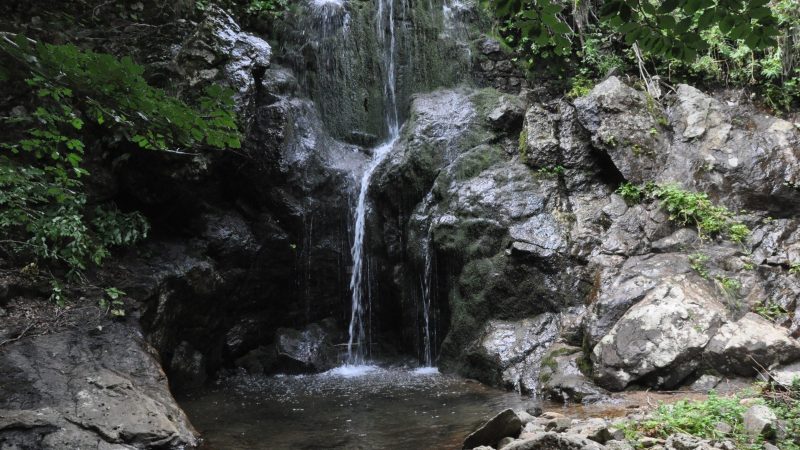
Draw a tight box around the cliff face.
[1,0,800,447]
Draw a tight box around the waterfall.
[345,0,402,365]
[420,224,435,367]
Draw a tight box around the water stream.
[345,0,404,365]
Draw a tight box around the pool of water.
[179,364,719,449]
[179,365,537,449]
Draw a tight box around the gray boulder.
[464,314,559,393]
[574,77,670,184]
[705,312,800,376]
[743,404,778,439]
[591,276,727,390]
[463,409,522,449]
[501,431,605,450]
[176,5,271,109]
[0,323,197,448]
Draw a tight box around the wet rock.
[539,345,608,403]
[705,312,800,376]
[487,95,525,131]
[234,345,278,374]
[275,321,338,373]
[464,314,559,393]
[168,341,207,391]
[463,409,522,449]
[591,276,727,390]
[567,418,613,443]
[743,405,777,439]
[498,436,517,449]
[200,211,260,265]
[176,5,271,109]
[574,76,669,184]
[660,84,800,215]
[0,323,197,448]
[584,254,694,348]
[606,440,635,450]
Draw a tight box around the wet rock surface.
[0,322,197,449]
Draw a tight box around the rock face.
[464,314,559,393]
[368,75,800,395]
[0,323,197,448]
[591,276,727,390]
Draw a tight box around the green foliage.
[0,35,240,275]
[755,300,786,322]
[715,275,741,297]
[100,287,127,317]
[790,262,800,276]
[633,393,754,446]
[689,252,710,279]
[616,182,644,204]
[650,184,749,242]
[537,165,565,176]
[616,182,749,243]
[566,70,594,98]
[484,0,800,111]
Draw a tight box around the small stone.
[497,436,515,449]
[545,417,572,432]
[515,410,535,425]
[607,427,626,441]
[605,440,634,450]
[525,405,543,417]
[691,374,721,392]
[743,405,777,439]
[638,437,665,448]
[763,443,780,450]
[713,421,732,435]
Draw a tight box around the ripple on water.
[180,367,534,449]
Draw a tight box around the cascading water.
[345,0,402,365]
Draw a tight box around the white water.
[345,138,397,364]
[345,0,403,365]
[420,219,435,366]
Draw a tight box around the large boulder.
[658,84,800,215]
[574,77,670,184]
[463,314,559,393]
[704,312,800,376]
[584,253,694,348]
[0,323,197,448]
[591,276,727,390]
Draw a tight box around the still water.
[179,365,537,449]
